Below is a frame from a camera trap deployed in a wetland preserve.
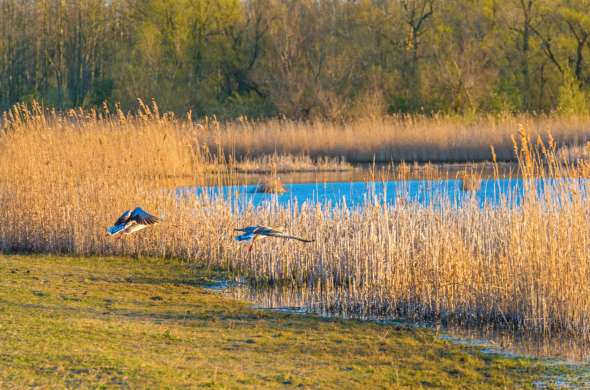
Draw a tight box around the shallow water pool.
[180,176,587,209]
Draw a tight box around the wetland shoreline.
[1,254,587,388]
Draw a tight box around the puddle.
[205,280,245,291]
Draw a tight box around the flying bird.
[106,207,160,237]
[234,225,314,252]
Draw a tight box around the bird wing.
[234,226,259,233]
[234,232,255,241]
[113,209,132,226]
[107,223,128,236]
[267,232,314,243]
[130,207,160,225]
[254,226,284,235]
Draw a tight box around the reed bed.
[2,104,590,344]
[201,114,590,163]
[216,154,353,174]
[558,141,590,163]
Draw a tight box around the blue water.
[179,177,588,209]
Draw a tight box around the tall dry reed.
[1,104,590,342]
[201,114,590,162]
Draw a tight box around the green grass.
[0,255,581,389]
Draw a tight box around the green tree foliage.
[1,0,590,118]
[557,69,589,115]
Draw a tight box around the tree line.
[1,0,590,119]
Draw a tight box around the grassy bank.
[0,255,580,388]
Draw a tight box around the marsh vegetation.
[3,105,590,358]
[200,114,590,163]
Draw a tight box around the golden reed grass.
[202,113,590,162]
[2,103,590,342]
[224,154,352,174]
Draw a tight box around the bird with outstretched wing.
[106,207,160,237]
[234,225,314,252]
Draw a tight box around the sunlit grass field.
[2,103,590,347]
[0,255,581,388]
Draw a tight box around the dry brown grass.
[253,176,287,193]
[226,154,353,174]
[558,141,590,163]
[2,104,590,343]
[457,169,482,192]
[200,114,590,163]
